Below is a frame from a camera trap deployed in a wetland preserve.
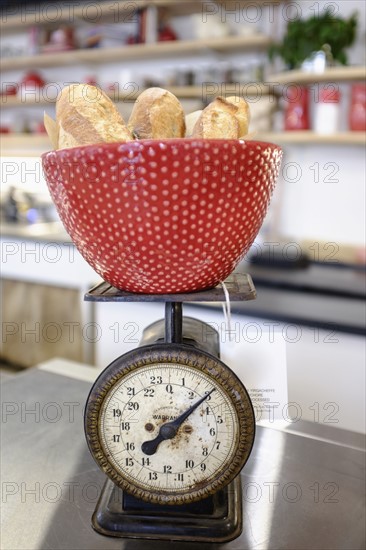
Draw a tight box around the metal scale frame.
[84,273,256,543]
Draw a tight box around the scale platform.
[84,272,256,303]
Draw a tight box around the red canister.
[349,84,366,131]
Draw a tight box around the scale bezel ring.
[84,343,255,505]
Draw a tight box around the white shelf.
[0,0,288,30]
[0,1,198,30]
[0,33,271,71]
[0,134,51,156]
[0,34,271,71]
[270,66,366,85]
[2,132,365,157]
[0,83,275,109]
[257,131,366,145]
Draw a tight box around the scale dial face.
[85,345,255,505]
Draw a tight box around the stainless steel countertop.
[1,367,365,550]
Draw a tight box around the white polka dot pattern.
[42,139,282,294]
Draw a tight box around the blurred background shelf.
[0,34,271,71]
[0,134,51,156]
[0,1,184,29]
[0,83,275,108]
[0,0,288,30]
[270,66,366,84]
[2,132,365,157]
[256,131,366,145]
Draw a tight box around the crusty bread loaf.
[44,86,252,150]
[225,96,250,137]
[43,112,59,149]
[185,110,203,137]
[191,96,251,139]
[128,87,185,139]
[58,125,79,149]
[191,97,239,139]
[56,84,132,149]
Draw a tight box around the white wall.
[275,144,366,247]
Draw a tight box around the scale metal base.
[92,476,243,542]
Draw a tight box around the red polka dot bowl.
[42,139,282,294]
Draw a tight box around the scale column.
[165,302,183,344]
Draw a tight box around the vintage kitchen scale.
[42,137,282,543]
[83,273,256,543]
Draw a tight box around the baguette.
[56,84,133,149]
[191,97,239,139]
[43,112,59,149]
[185,110,203,137]
[225,96,250,137]
[128,87,185,139]
[45,86,252,151]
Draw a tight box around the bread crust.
[226,96,250,137]
[56,84,132,149]
[191,97,239,139]
[46,86,251,150]
[43,112,59,149]
[128,87,185,139]
[58,124,79,149]
[185,110,203,137]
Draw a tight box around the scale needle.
[141,388,215,456]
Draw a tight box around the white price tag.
[218,321,288,424]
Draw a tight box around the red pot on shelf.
[0,84,17,96]
[158,25,177,41]
[20,71,46,88]
[19,71,46,101]
[349,84,366,131]
[284,86,310,131]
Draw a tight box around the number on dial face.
[99,364,238,493]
